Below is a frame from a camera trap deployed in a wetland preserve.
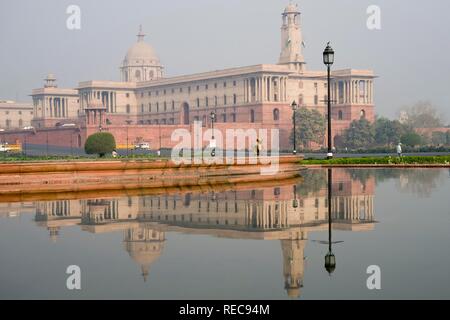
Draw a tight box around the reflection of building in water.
[0,202,34,218]
[123,225,165,281]
[24,169,375,297]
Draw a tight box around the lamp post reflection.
[324,167,336,274]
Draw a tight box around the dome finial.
[137,25,145,42]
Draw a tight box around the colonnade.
[243,75,288,103]
[81,90,117,113]
[330,79,373,105]
[37,96,70,118]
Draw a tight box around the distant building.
[4,4,376,151]
[0,100,33,130]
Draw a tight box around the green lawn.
[301,155,450,165]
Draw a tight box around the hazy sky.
[1,0,449,120]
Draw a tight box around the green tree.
[290,107,326,149]
[84,132,116,157]
[400,132,422,147]
[431,131,446,146]
[374,117,406,146]
[341,118,375,149]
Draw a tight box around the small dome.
[284,3,299,13]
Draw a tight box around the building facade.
[2,3,375,151]
[0,100,34,130]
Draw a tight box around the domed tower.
[123,226,165,282]
[278,3,305,71]
[120,26,163,82]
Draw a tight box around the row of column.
[41,96,69,118]
[81,90,117,113]
[243,75,288,103]
[331,195,374,221]
[330,79,373,105]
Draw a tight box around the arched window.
[360,109,366,119]
[273,108,280,121]
[135,70,141,81]
[250,109,255,123]
[338,110,343,120]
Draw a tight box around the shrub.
[84,132,116,157]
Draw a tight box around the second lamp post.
[291,100,298,155]
[323,42,335,159]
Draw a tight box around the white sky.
[0,0,449,121]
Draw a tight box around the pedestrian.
[112,149,118,158]
[396,142,402,158]
[255,138,262,157]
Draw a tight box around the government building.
[3,3,375,151]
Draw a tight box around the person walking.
[396,142,403,158]
[255,138,262,157]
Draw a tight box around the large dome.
[121,26,164,82]
[123,28,160,65]
[124,41,160,65]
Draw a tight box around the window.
[126,93,130,98]
[156,102,159,112]
[171,100,175,110]
[148,91,151,96]
[250,109,255,123]
[324,95,328,105]
[233,80,236,86]
[156,90,159,96]
[196,98,200,107]
[223,95,227,105]
[179,87,183,93]
[232,113,236,122]
[149,70,154,78]
[273,108,280,121]
[164,102,167,111]
[126,104,130,113]
[171,88,175,94]
[188,86,191,94]
[214,83,217,88]
[196,85,199,91]
[360,109,366,119]
[205,84,208,90]
[298,94,304,105]
[223,82,227,87]
[141,92,144,98]
[141,104,144,113]
[314,95,318,105]
[18,119,23,127]
[163,89,166,95]
[214,96,218,106]
[149,103,152,112]
[233,94,237,105]
[274,188,281,196]
[205,97,209,107]
[338,110,343,120]
[222,114,227,122]
[135,70,141,81]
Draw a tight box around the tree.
[431,131,446,146]
[84,132,116,157]
[340,118,375,149]
[398,101,444,128]
[400,132,422,147]
[374,117,406,146]
[290,107,325,149]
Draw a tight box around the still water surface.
[0,168,449,299]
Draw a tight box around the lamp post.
[210,111,216,157]
[291,100,298,155]
[323,42,335,159]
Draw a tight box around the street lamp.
[323,42,335,159]
[291,100,298,155]
[210,111,216,157]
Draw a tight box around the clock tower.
[278,3,305,71]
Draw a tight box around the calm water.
[0,168,449,300]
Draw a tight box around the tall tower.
[278,3,305,71]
